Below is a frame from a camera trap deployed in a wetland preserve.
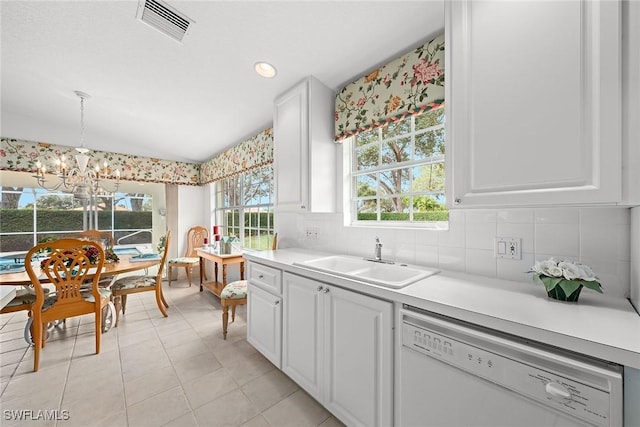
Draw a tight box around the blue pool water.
[113,247,143,256]
[0,245,150,267]
[0,254,27,266]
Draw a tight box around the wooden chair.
[75,229,115,249]
[220,233,277,340]
[167,226,208,287]
[111,231,171,327]
[75,230,117,289]
[24,238,110,372]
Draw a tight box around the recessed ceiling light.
[254,62,277,78]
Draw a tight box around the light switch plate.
[495,237,521,260]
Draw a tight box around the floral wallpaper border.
[199,127,274,184]
[1,127,274,187]
[335,33,445,141]
[1,137,200,185]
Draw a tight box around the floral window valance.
[0,137,200,185]
[1,129,273,186]
[334,33,444,141]
[199,127,273,184]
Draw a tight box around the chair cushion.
[168,257,199,264]
[220,280,247,300]
[112,276,156,291]
[4,288,54,310]
[80,288,112,303]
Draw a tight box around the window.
[349,107,447,226]
[0,187,153,254]
[214,165,275,250]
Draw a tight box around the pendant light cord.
[80,95,85,149]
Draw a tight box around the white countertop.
[243,248,640,369]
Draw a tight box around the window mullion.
[349,108,448,226]
[239,176,245,243]
[213,166,274,250]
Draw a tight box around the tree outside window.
[352,107,447,224]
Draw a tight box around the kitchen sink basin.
[297,256,373,274]
[293,255,439,288]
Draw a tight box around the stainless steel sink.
[293,255,439,288]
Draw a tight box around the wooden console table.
[196,248,245,297]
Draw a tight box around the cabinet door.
[446,0,621,207]
[247,284,282,368]
[282,272,323,401]
[274,81,309,212]
[322,286,393,427]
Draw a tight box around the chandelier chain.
[32,90,121,230]
[80,96,85,148]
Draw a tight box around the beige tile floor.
[0,277,346,427]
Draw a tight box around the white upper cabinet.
[274,76,337,212]
[446,0,622,208]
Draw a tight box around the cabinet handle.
[323,288,330,294]
[301,205,306,210]
[258,274,264,279]
[274,300,280,306]
[317,286,323,292]
[454,198,461,205]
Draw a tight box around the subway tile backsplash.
[278,207,632,299]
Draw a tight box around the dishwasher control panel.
[402,319,615,426]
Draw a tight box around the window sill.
[347,221,449,231]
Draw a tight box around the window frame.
[0,185,154,254]
[346,110,448,229]
[213,165,275,250]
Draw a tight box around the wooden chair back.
[76,229,115,249]
[185,226,208,257]
[157,230,171,280]
[24,238,107,371]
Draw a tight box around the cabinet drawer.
[248,262,282,294]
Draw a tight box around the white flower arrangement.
[530,258,602,301]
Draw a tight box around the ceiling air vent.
[136,0,194,43]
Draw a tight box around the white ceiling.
[1,0,444,164]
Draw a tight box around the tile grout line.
[55,319,80,427]
[151,293,199,426]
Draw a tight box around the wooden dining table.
[0,255,162,287]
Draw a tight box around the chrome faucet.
[374,237,383,261]
[364,237,394,264]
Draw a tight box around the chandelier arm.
[32,174,65,192]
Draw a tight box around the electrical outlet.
[495,236,521,260]
[305,227,319,239]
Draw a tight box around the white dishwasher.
[397,306,623,427]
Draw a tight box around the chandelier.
[32,91,121,230]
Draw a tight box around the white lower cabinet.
[282,272,393,427]
[247,283,282,368]
[247,261,283,368]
